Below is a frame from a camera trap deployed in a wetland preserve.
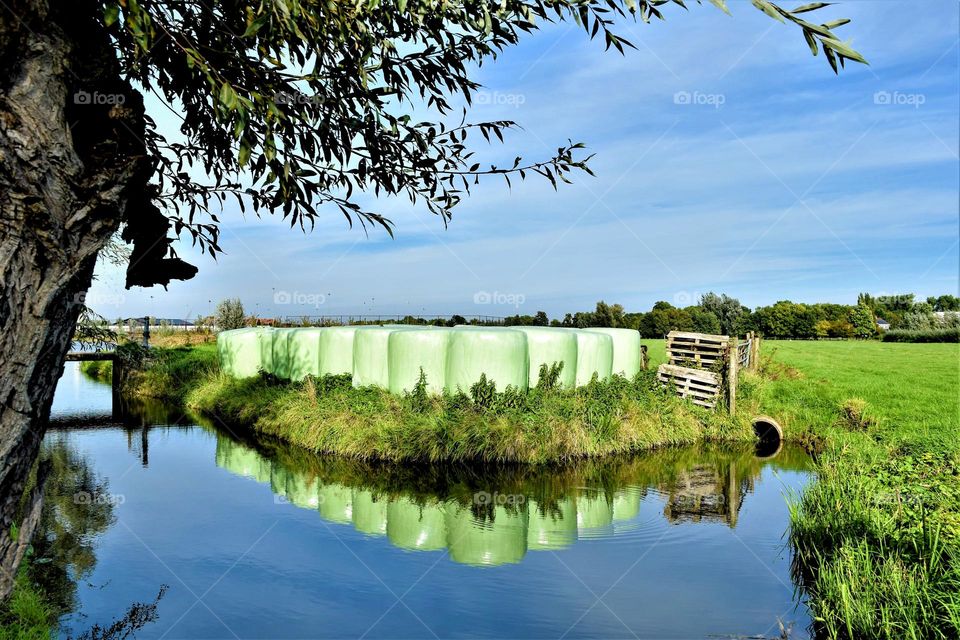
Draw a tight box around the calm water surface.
[43,363,812,639]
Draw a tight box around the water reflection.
[213,430,809,567]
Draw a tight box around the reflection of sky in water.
[50,362,113,422]
[47,373,812,639]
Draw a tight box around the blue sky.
[88,1,959,321]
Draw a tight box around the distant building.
[876,318,891,331]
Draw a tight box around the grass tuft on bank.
[187,366,754,464]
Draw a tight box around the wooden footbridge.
[65,317,151,415]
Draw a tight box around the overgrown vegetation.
[753,340,960,639]
[186,362,753,464]
[0,561,54,640]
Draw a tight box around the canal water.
[41,362,812,639]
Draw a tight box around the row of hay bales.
[216,436,643,566]
[217,325,642,392]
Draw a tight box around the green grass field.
[756,340,960,639]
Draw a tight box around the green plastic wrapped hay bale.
[318,326,360,376]
[585,327,642,378]
[445,328,529,393]
[352,489,388,535]
[527,498,578,550]
[571,330,613,386]
[353,326,414,388]
[612,486,643,522]
[286,328,324,381]
[270,328,297,379]
[513,327,578,389]
[284,470,319,509]
[576,489,613,533]
[269,465,291,498]
[444,501,529,566]
[218,327,273,378]
[386,497,447,551]
[215,437,272,483]
[318,483,353,524]
[388,328,451,394]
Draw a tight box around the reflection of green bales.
[388,329,451,395]
[215,437,272,483]
[270,465,291,497]
[285,470,319,509]
[513,327,578,390]
[217,328,273,378]
[287,328,324,381]
[318,484,353,524]
[576,489,613,533]
[612,486,643,522]
[584,328,642,378]
[527,498,577,550]
[386,497,447,550]
[352,489,388,535]
[444,502,529,566]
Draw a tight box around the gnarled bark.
[0,1,150,600]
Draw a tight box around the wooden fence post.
[640,344,649,370]
[750,334,760,370]
[727,337,738,414]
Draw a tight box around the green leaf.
[707,0,731,15]
[822,37,867,64]
[822,18,851,29]
[803,29,819,56]
[752,0,785,22]
[104,3,120,27]
[238,141,251,167]
[792,2,832,13]
[219,82,237,109]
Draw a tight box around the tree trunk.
[0,1,150,600]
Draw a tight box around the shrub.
[215,298,246,331]
[882,329,960,343]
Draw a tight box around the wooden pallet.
[666,331,729,369]
[657,363,721,409]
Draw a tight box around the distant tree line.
[208,292,959,340]
[503,292,960,339]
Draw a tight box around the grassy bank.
[187,367,754,464]
[0,562,54,640]
[755,341,960,639]
[78,359,111,382]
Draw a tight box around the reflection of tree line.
[27,435,117,618]
[213,429,810,566]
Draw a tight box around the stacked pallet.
[659,331,730,410]
[665,331,729,369]
[656,363,722,409]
